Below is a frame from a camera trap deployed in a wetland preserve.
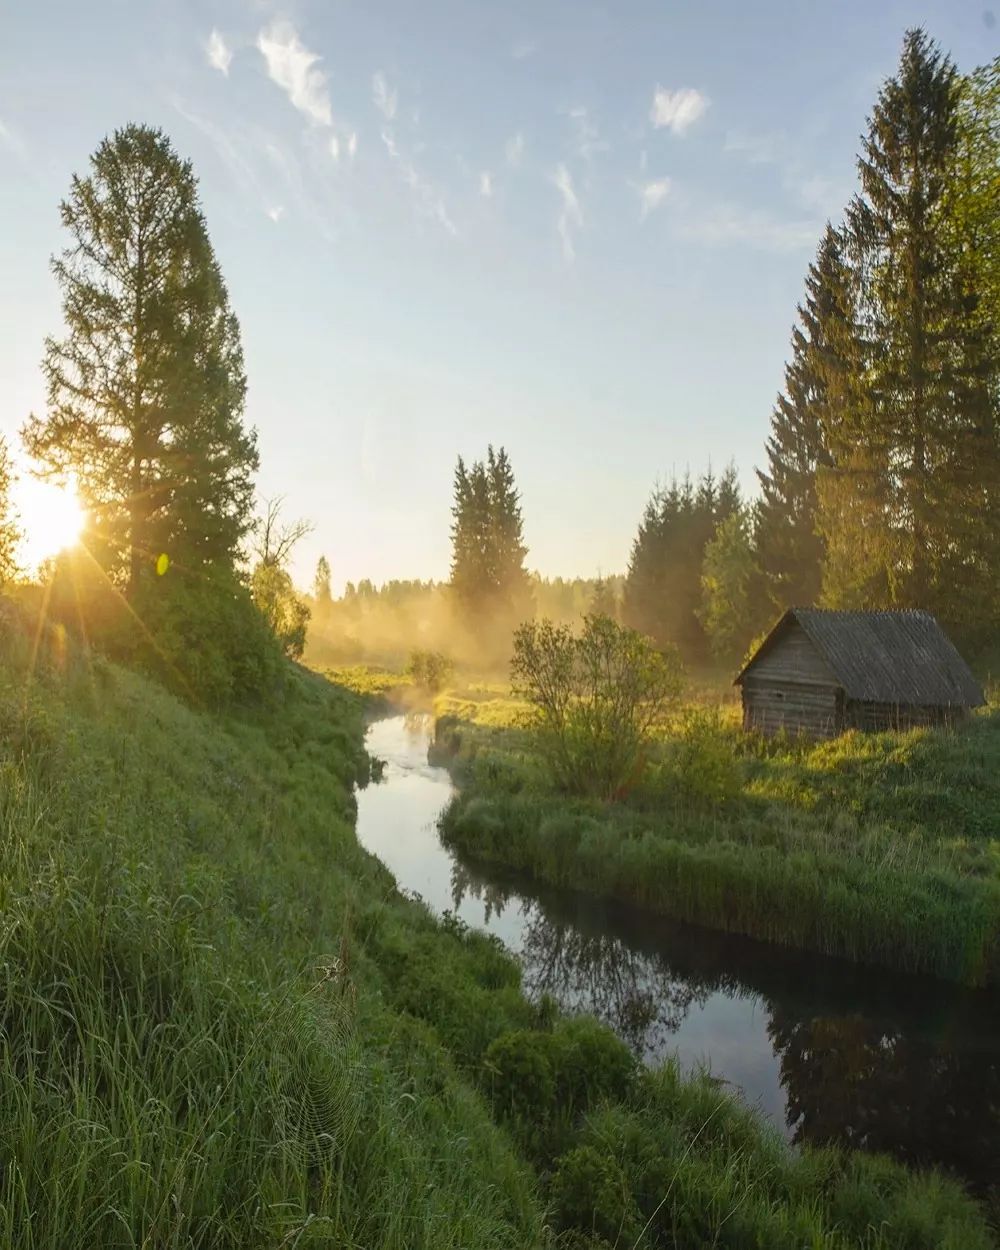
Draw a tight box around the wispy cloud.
[512,38,538,59]
[479,170,493,197]
[372,71,398,121]
[257,20,332,126]
[381,128,457,236]
[567,105,609,162]
[205,29,232,76]
[677,203,817,251]
[636,177,671,219]
[650,86,709,135]
[505,132,525,167]
[551,163,582,261]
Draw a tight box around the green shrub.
[550,1145,640,1244]
[407,648,455,694]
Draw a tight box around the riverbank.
[359,713,1000,1206]
[4,613,993,1248]
[433,687,1000,987]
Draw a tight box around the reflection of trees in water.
[769,1007,1000,1197]
[450,861,711,1057]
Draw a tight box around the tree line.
[3,27,996,694]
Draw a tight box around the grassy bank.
[0,621,993,1247]
[435,685,1000,987]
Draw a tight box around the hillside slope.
[0,611,993,1249]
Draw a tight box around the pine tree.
[756,226,854,609]
[450,445,531,626]
[313,555,333,606]
[936,58,1000,647]
[589,574,618,619]
[838,30,964,610]
[23,125,257,595]
[623,466,741,660]
[699,507,768,667]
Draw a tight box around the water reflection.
[358,715,1000,1199]
[450,861,710,1055]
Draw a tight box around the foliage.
[0,437,20,585]
[622,464,741,662]
[0,606,990,1247]
[251,497,312,658]
[450,445,533,646]
[43,549,287,708]
[439,694,1000,986]
[407,648,454,694]
[755,32,1000,655]
[22,124,257,595]
[755,224,844,610]
[511,615,684,798]
[252,561,310,658]
[698,506,769,665]
[0,607,544,1248]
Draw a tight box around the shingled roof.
[737,608,986,708]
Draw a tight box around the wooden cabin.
[735,608,985,739]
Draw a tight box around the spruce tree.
[450,445,531,627]
[23,124,257,595]
[623,466,741,660]
[756,226,851,609]
[313,555,333,607]
[840,29,963,609]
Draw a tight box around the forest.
[0,22,998,1250]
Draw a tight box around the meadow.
[432,675,1000,987]
[0,609,993,1247]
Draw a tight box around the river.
[356,713,1000,1197]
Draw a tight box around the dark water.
[357,714,1000,1197]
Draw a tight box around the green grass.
[0,624,993,1248]
[435,685,1000,986]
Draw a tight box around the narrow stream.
[356,713,1000,1197]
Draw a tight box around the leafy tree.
[0,438,21,585]
[699,507,769,667]
[450,445,532,631]
[406,649,454,694]
[251,498,312,659]
[511,615,683,799]
[23,124,257,594]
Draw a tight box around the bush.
[550,1146,640,1244]
[43,551,286,708]
[511,615,683,798]
[407,649,455,694]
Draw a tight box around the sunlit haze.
[0,1,994,590]
[14,475,83,572]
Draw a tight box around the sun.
[15,475,85,572]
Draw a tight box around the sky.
[0,1,996,591]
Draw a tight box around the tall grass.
[0,622,992,1248]
[0,617,541,1248]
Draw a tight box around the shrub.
[511,615,683,798]
[407,649,455,694]
[549,1146,640,1244]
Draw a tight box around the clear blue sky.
[0,0,995,589]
